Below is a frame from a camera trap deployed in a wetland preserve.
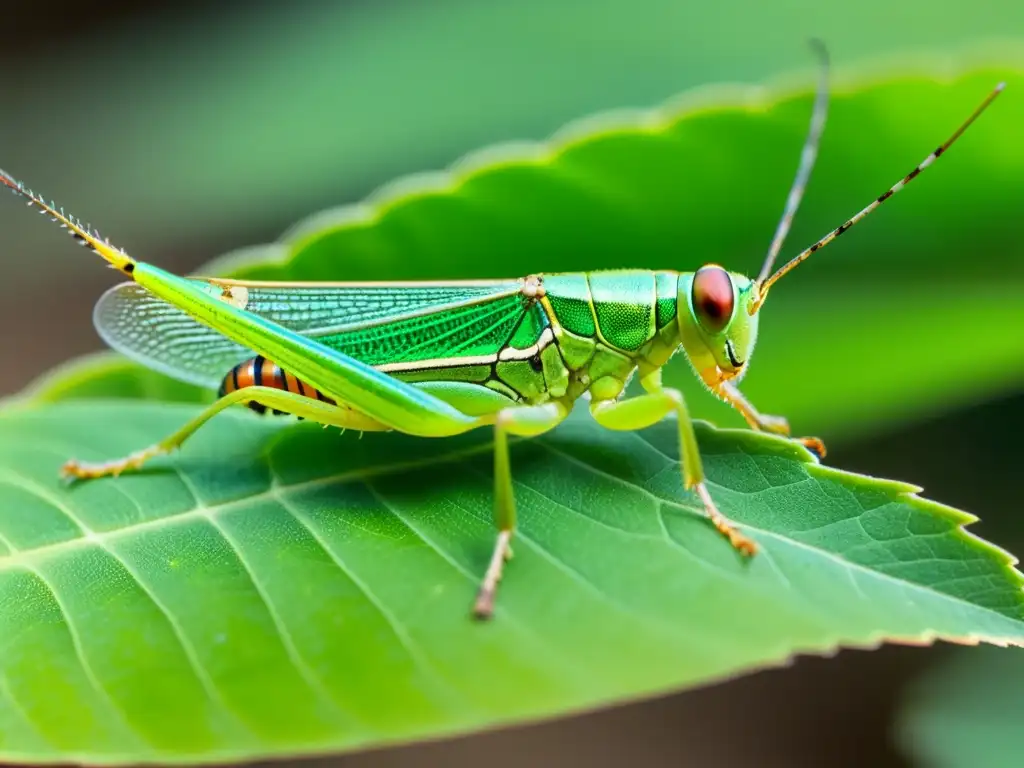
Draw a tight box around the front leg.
[589,371,757,557]
[716,380,826,459]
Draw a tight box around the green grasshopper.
[0,63,1003,619]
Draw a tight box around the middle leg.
[590,371,757,556]
[473,400,570,620]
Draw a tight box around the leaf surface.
[0,402,1021,763]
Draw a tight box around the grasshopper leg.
[474,401,570,620]
[590,370,757,556]
[62,387,388,480]
[715,380,826,460]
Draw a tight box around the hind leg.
[62,387,388,480]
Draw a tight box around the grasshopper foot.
[797,436,827,460]
[473,529,513,620]
[724,526,759,557]
[473,588,496,621]
[61,445,165,481]
[695,482,758,557]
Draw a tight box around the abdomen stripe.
[218,356,335,415]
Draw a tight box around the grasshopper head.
[677,265,760,390]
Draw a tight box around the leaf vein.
[0,673,57,752]
[202,510,356,728]
[272,485,470,716]
[22,563,151,752]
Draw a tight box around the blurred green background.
[2,1,1023,766]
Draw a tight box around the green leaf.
[896,646,1024,768]
[27,65,1024,442]
[0,401,1021,763]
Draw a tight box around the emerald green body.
[275,271,699,418]
[92,264,761,430]
[381,271,682,415]
[340,270,759,419]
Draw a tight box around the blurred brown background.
[2,2,1022,766]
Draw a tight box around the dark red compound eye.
[691,265,735,334]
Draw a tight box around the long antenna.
[750,81,1006,313]
[756,40,831,286]
[0,168,136,275]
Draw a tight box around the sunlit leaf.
[0,402,1020,763]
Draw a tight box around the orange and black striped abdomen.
[218,356,335,415]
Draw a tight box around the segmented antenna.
[0,168,136,275]
[751,82,1006,313]
[757,39,830,285]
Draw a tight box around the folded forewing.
[93,278,524,389]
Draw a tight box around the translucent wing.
[93,278,524,389]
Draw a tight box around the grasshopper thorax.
[677,265,760,391]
